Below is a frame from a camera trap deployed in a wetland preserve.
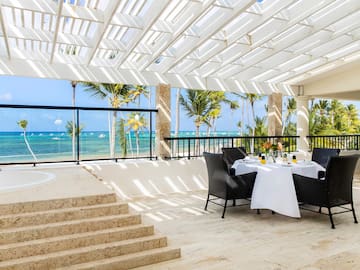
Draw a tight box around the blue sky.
[0,76,267,132]
[0,75,359,133]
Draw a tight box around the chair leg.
[351,202,358,224]
[318,207,322,213]
[204,194,210,211]
[328,207,335,229]
[222,200,228,219]
[233,199,236,206]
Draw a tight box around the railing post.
[76,109,80,165]
[149,112,153,160]
[188,138,191,160]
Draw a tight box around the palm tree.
[126,113,147,156]
[282,97,296,135]
[174,88,181,151]
[207,91,238,135]
[130,85,149,106]
[179,89,215,153]
[254,116,268,136]
[65,121,84,137]
[179,90,214,137]
[241,93,263,153]
[82,83,133,158]
[17,120,37,162]
[70,81,77,160]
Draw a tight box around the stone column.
[156,83,171,159]
[268,93,283,136]
[296,95,310,154]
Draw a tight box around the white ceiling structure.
[0,0,359,96]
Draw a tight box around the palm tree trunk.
[251,104,255,153]
[23,130,37,162]
[174,88,180,151]
[136,131,140,156]
[72,84,76,160]
[241,98,244,136]
[195,122,200,155]
[111,111,117,158]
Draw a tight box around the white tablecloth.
[232,159,325,218]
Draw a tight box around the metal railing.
[164,135,299,159]
[0,104,158,165]
[307,134,360,151]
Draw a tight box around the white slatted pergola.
[0,0,359,96]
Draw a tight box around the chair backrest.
[325,155,359,204]
[203,152,226,178]
[222,147,247,165]
[311,148,340,168]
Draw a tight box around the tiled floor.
[1,163,360,269]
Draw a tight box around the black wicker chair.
[203,152,257,218]
[293,155,359,229]
[222,147,247,175]
[312,148,340,179]
[312,147,340,168]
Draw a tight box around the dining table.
[232,157,325,218]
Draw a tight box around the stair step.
[0,235,169,270]
[0,193,117,215]
[60,247,181,270]
[0,214,141,244]
[0,224,154,261]
[0,202,128,229]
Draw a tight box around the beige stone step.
[60,247,181,270]
[0,193,117,215]
[0,235,168,270]
[0,202,128,229]
[0,214,141,245]
[0,224,154,261]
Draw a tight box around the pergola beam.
[0,0,11,59]
[85,0,122,66]
[49,0,63,64]
[163,0,257,73]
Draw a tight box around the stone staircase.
[0,193,180,269]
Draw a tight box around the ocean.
[0,131,240,163]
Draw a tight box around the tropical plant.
[254,116,267,136]
[243,93,263,152]
[206,91,239,135]
[179,89,215,152]
[126,113,147,156]
[70,81,77,160]
[82,83,133,158]
[129,85,149,106]
[174,88,181,151]
[17,120,37,162]
[119,118,127,158]
[65,121,84,137]
[282,97,296,135]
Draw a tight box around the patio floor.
[1,162,360,269]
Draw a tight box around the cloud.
[54,119,62,125]
[0,92,12,101]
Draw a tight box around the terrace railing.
[307,134,360,151]
[0,104,157,166]
[164,135,299,159]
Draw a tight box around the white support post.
[296,95,310,156]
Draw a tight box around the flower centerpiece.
[262,141,283,161]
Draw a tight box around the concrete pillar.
[296,95,310,154]
[156,83,171,159]
[268,93,283,136]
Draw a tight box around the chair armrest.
[318,170,325,179]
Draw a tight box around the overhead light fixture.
[154,56,163,64]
